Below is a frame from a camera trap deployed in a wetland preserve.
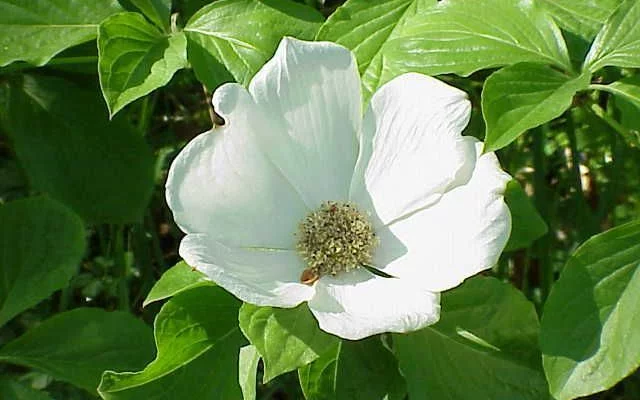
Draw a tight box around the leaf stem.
[532,127,553,303]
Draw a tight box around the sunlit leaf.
[541,219,640,400]
[0,0,123,66]
[483,63,590,151]
[238,303,339,382]
[395,277,549,400]
[584,0,640,71]
[143,261,213,307]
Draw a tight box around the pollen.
[296,201,378,281]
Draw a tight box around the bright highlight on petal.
[166,37,512,340]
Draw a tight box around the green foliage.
[482,63,591,151]
[98,286,245,399]
[0,197,85,327]
[539,0,621,40]
[584,0,640,71]
[0,0,123,66]
[299,337,406,400]
[239,303,339,382]
[0,75,154,224]
[541,220,640,400]
[98,12,188,117]
[238,345,260,400]
[143,261,213,307]
[184,0,323,88]
[377,0,571,87]
[0,378,53,400]
[504,180,548,252]
[316,0,434,101]
[0,309,155,393]
[127,0,171,31]
[394,277,548,399]
[1,0,640,398]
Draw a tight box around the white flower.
[166,38,511,340]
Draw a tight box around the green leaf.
[482,63,591,151]
[539,0,621,40]
[0,0,123,66]
[594,76,640,110]
[315,0,435,101]
[238,303,339,382]
[584,0,640,72]
[184,0,323,88]
[376,0,571,92]
[143,261,213,307]
[540,219,640,400]
[0,197,85,327]
[0,378,53,400]
[128,0,171,31]
[0,309,155,393]
[238,345,260,400]
[394,277,549,400]
[0,74,154,224]
[298,337,406,400]
[504,180,548,251]
[98,12,187,117]
[99,286,244,398]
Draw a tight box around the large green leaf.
[315,0,434,101]
[128,0,171,31]
[0,0,123,66]
[541,219,640,400]
[0,378,52,400]
[594,75,640,110]
[98,12,188,117]
[238,345,260,400]
[394,277,549,400]
[539,0,621,40]
[143,261,213,307]
[298,337,406,400]
[482,63,591,151]
[238,303,339,382]
[99,286,244,398]
[0,309,155,393]
[504,180,548,251]
[377,0,571,91]
[584,0,640,72]
[0,74,154,224]
[0,197,85,327]
[184,0,323,88]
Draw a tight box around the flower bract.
[166,37,511,340]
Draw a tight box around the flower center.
[296,201,378,284]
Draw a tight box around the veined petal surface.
[249,37,361,208]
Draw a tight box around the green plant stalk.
[114,225,130,312]
[565,112,593,242]
[586,101,639,148]
[532,127,554,303]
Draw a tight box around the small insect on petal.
[300,268,320,285]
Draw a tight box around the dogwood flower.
[166,38,511,340]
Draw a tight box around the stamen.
[296,201,378,283]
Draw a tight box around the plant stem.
[532,127,554,303]
[114,225,130,312]
[565,112,593,241]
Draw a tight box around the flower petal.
[249,37,361,208]
[378,143,511,292]
[350,73,476,225]
[165,83,308,249]
[180,234,315,308]
[308,269,440,340]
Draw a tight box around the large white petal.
[308,269,440,340]
[249,37,361,208]
[350,73,476,225]
[166,83,308,249]
[180,234,315,308]
[378,143,511,292]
